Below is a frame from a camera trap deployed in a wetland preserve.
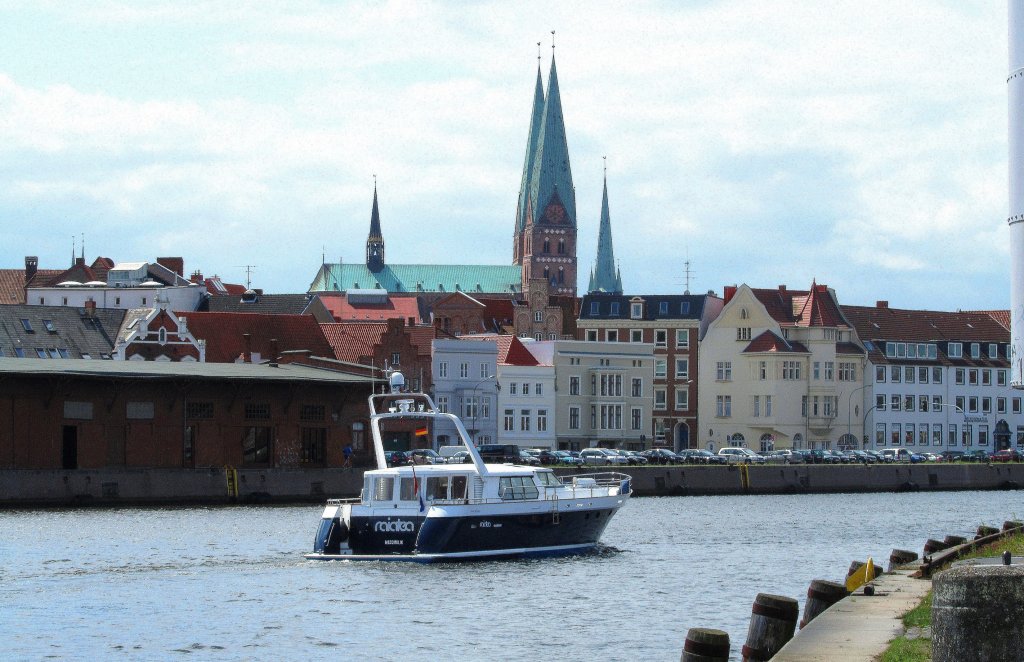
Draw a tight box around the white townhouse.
[697,283,868,452]
[842,302,1024,453]
[430,339,499,448]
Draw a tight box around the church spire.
[528,52,576,227]
[366,180,385,273]
[515,51,545,233]
[588,163,623,294]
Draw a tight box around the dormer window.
[630,303,642,319]
[971,343,980,359]
[590,301,599,315]
[609,302,619,315]
[989,343,999,359]
[659,302,668,314]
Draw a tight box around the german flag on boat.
[415,426,428,437]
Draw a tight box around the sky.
[0,1,1012,311]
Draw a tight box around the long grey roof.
[0,356,376,384]
[206,293,319,315]
[0,304,125,359]
[528,56,576,227]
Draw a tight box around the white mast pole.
[1010,1,1024,387]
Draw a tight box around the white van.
[438,445,465,459]
[879,448,911,462]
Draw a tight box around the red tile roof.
[178,312,333,363]
[320,323,387,362]
[751,283,848,328]
[0,269,62,303]
[460,334,538,366]
[842,304,1010,343]
[407,325,436,359]
[970,310,1010,332]
[742,330,807,353]
[320,293,421,322]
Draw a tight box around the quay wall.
[0,463,1022,506]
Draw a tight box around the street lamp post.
[846,384,871,448]
[861,403,886,449]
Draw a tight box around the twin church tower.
[337,50,622,299]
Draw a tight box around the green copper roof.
[516,65,545,233]
[528,56,576,227]
[308,263,522,294]
[588,174,623,294]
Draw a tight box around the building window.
[631,378,642,397]
[716,361,732,381]
[300,428,327,465]
[838,363,855,381]
[759,361,767,380]
[970,343,980,359]
[503,409,514,431]
[904,366,914,383]
[586,329,598,342]
[982,370,991,386]
[537,409,547,432]
[534,311,543,323]
[655,389,667,410]
[999,370,1008,387]
[438,362,448,378]
[300,404,325,421]
[557,239,565,254]
[675,358,689,379]
[631,329,643,342]
[876,365,886,383]
[569,376,579,395]
[948,342,962,358]
[186,402,214,419]
[765,395,772,417]
[676,329,689,348]
[716,395,732,417]
[459,363,468,378]
[480,363,489,378]
[242,427,272,465]
[610,302,619,315]
[655,359,667,378]
[736,327,751,341]
[631,407,642,430]
[955,368,965,385]
[782,361,800,380]
[824,362,835,381]
[630,303,642,319]
[522,383,530,396]
[606,330,619,342]
[654,330,667,347]
[437,396,449,413]
[933,367,942,384]
[659,301,668,314]
[351,422,366,450]
[535,383,543,396]
[675,389,689,410]
[244,403,270,420]
[20,319,33,332]
[543,238,550,253]
[569,406,580,430]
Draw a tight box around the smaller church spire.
[367,178,385,273]
[588,160,623,294]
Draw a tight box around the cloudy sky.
[0,1,1011,311]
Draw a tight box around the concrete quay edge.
[772,569,931,661]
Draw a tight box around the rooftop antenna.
[683,257,694,295]
[551,30,556,51]
[603,155,607,178]
[71,234,75,266]
[537,41,541,63]
[80,232,85,261]
[322,245,326,266]
[236,265,256,289]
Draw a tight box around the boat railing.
[326,498,361,506]
[558,472,632,497]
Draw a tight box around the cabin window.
[426,476,450,501]
[499,476,539,500]
[400,477,418,501]
[450,475,468,500]
[373,477,395,501]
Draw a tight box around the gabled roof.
[0,304,125,358]
[0,268,63,303]
[316,292,420,323]
[970,310,1011,332]
[308,263,521,295]
[742,330,807,354]
[841,304,1010,343]
[459,333,539,366]
[749,283,849,328]
[204,277,247,296]
[178,312,333,363]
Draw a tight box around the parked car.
[517,450,541,466]
[580,448,629,465]
[962,449,991,462]
[447,450,471,464]
[618,450,648,465]
[553,450,585,467]
[717,447,766,464]
[384,450,411,466]
[535,449,562,465]
[643,448,680,465]
[773,449,804,464]
[676,449,707,464]
[941,450,965,462]
[991,449,1022,462]
[476,444,521,463]
[850,450,877,464]
[408,449,446,465]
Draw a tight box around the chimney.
[724,285,738,304]
[778,285,787,293]
[84,299,96,318]
[243,333,252,363]
[190,270,204,285]
[75,257,85,267]
[408,317,416,327]
[270,338,279,361]
[876,301,889,309]
[25,256,38,282]
[157,257,185,277]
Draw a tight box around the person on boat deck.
[342,443,353,468]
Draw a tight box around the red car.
[991,449,1022,462]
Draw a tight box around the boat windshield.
[536,471,563,487]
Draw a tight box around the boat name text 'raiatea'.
[375,520,415,533]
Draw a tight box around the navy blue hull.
[341,508,619,558]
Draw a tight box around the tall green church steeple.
[588,169,623,294]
